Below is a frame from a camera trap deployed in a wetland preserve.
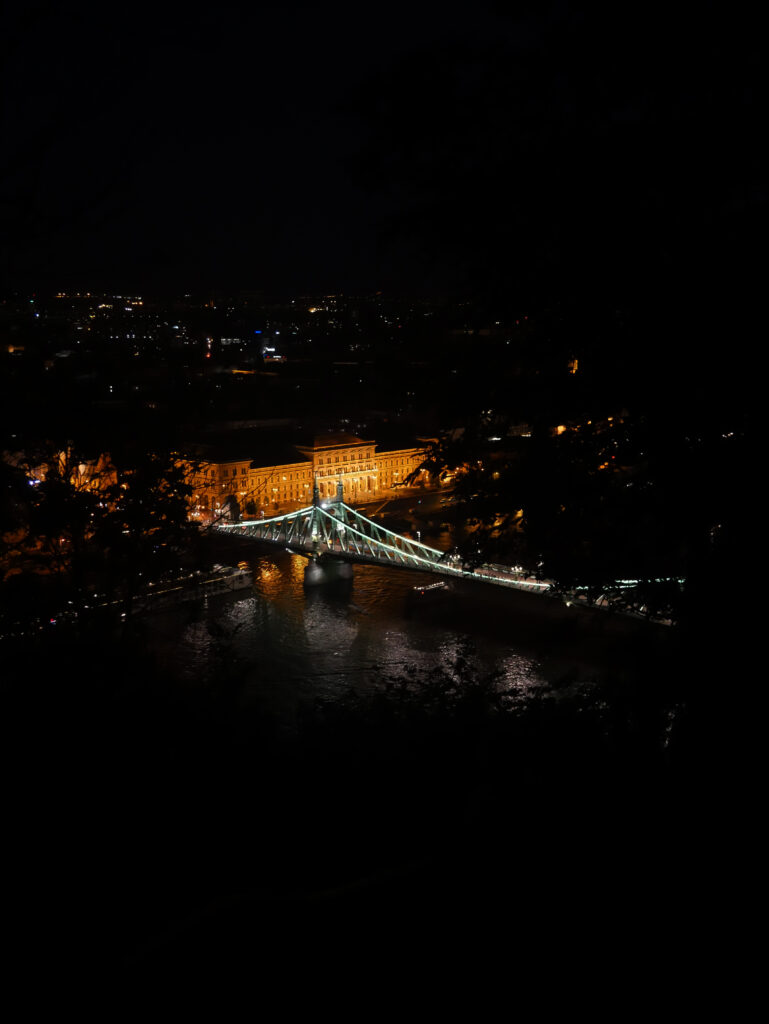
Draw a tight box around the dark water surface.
[142,534,668,728]
[118,540,687,979]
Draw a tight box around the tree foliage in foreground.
[93,446,199,607]
[1,439,201,622]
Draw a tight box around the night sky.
[2,2,764,308]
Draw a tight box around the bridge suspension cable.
[216,482,551,592]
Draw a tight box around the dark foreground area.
[1,589,758,993]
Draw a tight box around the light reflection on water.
[143,547,559,728]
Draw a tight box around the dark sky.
[2,1,764,305]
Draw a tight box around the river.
[140,525,665,732]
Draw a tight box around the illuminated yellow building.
[187,433,428,519]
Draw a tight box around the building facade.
[188,433,428,520]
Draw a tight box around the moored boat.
[406,580,454,609]
[132,564,253,612]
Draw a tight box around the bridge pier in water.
[304,554,354,587]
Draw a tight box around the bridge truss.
[216,481,551,593]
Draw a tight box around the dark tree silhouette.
[94,447,198,610]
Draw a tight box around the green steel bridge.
[216,480,552,592]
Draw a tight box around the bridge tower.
[303,476,353,585]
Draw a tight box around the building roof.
[184,436,309,468]
[249,445,312,469]
[298,432,372,451]
[183,427,422,468]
